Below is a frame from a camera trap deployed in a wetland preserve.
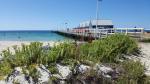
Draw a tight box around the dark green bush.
[46,43,77,65]
[27,64,40,83]
[122,60,144,79]
[116,60,147,84]
[79,34,139,63]
[0,61,13,79]
[1,42,47,67]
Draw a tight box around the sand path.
[138,43,150,75]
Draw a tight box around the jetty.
[53,20,144,41]
[54,28,144,41]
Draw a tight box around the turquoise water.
[0,31,68,41]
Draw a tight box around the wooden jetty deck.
[54,28,144,41]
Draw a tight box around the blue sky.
[0,0,149,30]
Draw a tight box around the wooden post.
[114,28,116,34]
[140,28,144,40]
[106,29,108,37]
[126,28,128,35]
[121,29,123,33]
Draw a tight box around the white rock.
[76,64,90,74]
[0,80,6,84]
[13,74,30,84]
[2,65,50,84]
[6,67,32,84]
[7,75,30,84]
[98,65,113,74]
[60,80,66,84]
[57,64,72,79]
[104,75,111,78]
[96,64,114,78]
[15,67,22,73]
[36,65,51,83]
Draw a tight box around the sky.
[0,0,149,30]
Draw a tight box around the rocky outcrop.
[0,65,52,84]
[36,65,51,83]
[95,64,118,79]
[74,64,90,74]
[0,64,123,84]
[6,67,32,84]
[56,64,72,79]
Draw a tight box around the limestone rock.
[36,65,51,83]
[96,64,114,78]
[74,64,90,74]
[6,67,32,84]
[56,64,72,79]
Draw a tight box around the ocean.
[0,29,149,41]
[145,30,150,33]
[0,30,69,41]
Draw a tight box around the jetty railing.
[58,28,144,39]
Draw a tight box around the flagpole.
[96,0,99,30]
[96,0,102,29]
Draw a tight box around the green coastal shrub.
[122,60,144,79]
[3,42,46,67]
[79,34,139,63]
[27,64,40,83]
[0,34,139,67]
[0,61,13,80]
[67,60,146,84]
[116,60,147,84]
[0,49,13,79]
[0,42,48,79]
[47,63,58,74]
[46,43,77,66]
[0,34,142,82]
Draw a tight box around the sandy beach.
[143,33,150,39]
[138,43,150,75]
[0,41,60,53]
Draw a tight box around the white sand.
[138,43,150,75]
[0,41,60,53]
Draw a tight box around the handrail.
[58,27,144,39]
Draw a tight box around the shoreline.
[0,41,62,53]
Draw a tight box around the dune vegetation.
[0,34,149,83]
